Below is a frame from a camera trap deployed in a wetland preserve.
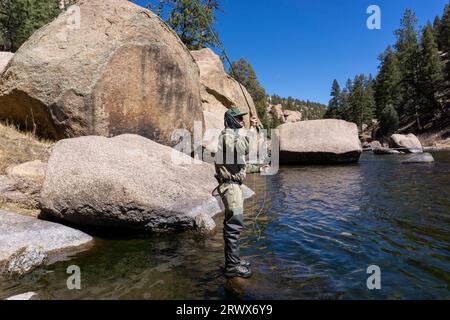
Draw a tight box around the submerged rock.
[278,119,362,164]
[0,210,93,277]
[401,153,435,163]
[5,292,38,300]
[194,213,216,236]
[39,134,254,232]
[0,0,202,146]
[1,245,48,279]
[389,134,423,153]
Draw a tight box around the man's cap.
[227,107,248,118]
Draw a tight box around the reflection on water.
[1,152,449,299]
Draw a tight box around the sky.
[133,0,450,105]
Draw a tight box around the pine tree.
[342,75,376,130]
[324,79,341,119]
[433,15,441,45]
[153,0,221,50]
[348,75,366,128]
[340,79,352,121]
[374,46,402,118]
[379,105,399,136]
[438,4,450,54]
[0,0,61,52]
[417,23,445,124]
[394,9,421,128]
[363,76,376,125]
[438,3,450,104]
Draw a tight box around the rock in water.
[190,48,259,152]
[278,119,362,164]
[0,210,93,277]
[389,134,423,153]
[5,292,38,300]
[373,148,401,155]
[0,0,202,146]
[39,134,254,232]
[194,213,216,236]
[0,52,13,74]
[1,245,47,279]
[401,153,434,163]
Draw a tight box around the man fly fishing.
[215,107,269,278]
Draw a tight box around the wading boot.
[225,264,253,278]
[240,260,251,268]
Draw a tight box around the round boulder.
[0,0,202,146]
[389,134,423,153]
[39,134,254,232]
[1,245,47,279]
[279,119,362,164]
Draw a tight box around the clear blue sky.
[133,0,449,105]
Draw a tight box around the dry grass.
[0,121,54,174]
[0,198,40,217]
[0,122,53,217]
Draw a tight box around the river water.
[1,152,449,299]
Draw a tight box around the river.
[1,152,449,299]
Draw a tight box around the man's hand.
[260,165,270,173]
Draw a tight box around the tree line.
[325,6,450,137]
[269,94,327,121]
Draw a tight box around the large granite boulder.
[279,119,362,164]
[0,210,93,277]
[0,52,13,74]
[190,48,258,151]
[39,134,254,232]
[0,0,202,146]
[389,134,423,153]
